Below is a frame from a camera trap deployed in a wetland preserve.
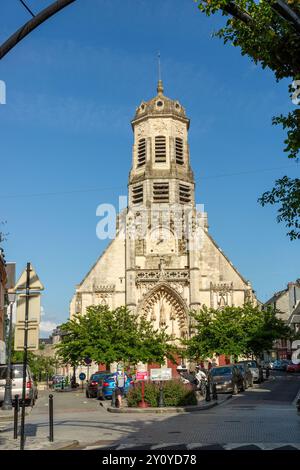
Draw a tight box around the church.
[70,80,257,369]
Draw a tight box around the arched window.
[155,136,166,162]
[175,137,184,165]
[137,138,146,167]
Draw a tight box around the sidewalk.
[107,396,230,413]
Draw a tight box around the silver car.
[238,360,262,383]
[0,363,38,406]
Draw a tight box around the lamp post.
[2,292,16,410]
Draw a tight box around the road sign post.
[13,262,44,451]
[20,262,30,451]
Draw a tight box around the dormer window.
[155,136,166,162]
[175,138,184,165]
[137,138,146,167]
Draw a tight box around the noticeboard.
[150,368,172,381]
[136,371,148,381]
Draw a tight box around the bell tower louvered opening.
[153,182,169,203]
[155,136,166,163]
[132,184,143,205]
[175,137,184,165]
[137,138,146,167]
[179,183,191,204]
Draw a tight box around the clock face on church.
[147,227,176,255]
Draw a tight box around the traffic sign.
[16,294,41,324]
[14,324,39,351]
[84,357,92,365]
[14,263,44,291]
[79,373,86,381]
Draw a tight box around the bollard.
[49,394,54,442]
[158,381,165,407]
[61,379,64,391]
[13,395,19,439]
[212,383,218,400]
[205,382,211,402]
[111,389,116,408]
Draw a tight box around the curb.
[107,396,231,413]
[41,440,80,451]
[292,387,300,407]
[0,411,30,422]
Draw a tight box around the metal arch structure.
[0,0,77,60]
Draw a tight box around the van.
[0,363,38,406]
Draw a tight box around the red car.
[287,363,300,373]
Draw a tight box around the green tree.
[196,0,300,239]
[184,303,292,360]
[55,305,177,368]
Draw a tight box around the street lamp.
[2,291,16,410]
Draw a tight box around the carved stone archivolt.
[210,282,234,308]
[138,282,188,332]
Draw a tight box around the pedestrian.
[114,366,127,407]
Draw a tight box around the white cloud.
[40,321,57,334]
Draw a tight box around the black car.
[86,371,110,398]
[209,365,244,395]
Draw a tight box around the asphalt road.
[93,371,300,451]
[1,371,299,450]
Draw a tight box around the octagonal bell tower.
[128,80,195,209]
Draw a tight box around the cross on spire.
[157,51,164,95]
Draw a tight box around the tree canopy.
[55,305,177,368]
[184,303,293,360]
[197,0,300,239]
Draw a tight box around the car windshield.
[240,361,257,368]
[91,373,108,381]
[210,367,232,376]
[0,365,26,379]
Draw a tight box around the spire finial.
[157,51,164,94]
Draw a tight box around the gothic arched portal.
[138,283,189,339]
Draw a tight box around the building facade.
[264,280,300,360]
[70,81,257,369]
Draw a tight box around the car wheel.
[249,378,253,387]
[241,381,246,391]
[233,383,239,395]
[86,391,89,398]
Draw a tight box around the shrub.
[127,380,197,407]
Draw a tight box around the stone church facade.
[70,80,257,367]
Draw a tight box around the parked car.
[0,363,38,406]
[97,374,134,400]
[236,363,253,388]
[238,360,262,383]
[86,371,110,398]
[208,365,244,395]
[49,375,65,388]
[287,363,300,373]
[273,359,292,371]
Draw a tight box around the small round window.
[156,100,163,107]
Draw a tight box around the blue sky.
[0,0,299,336]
